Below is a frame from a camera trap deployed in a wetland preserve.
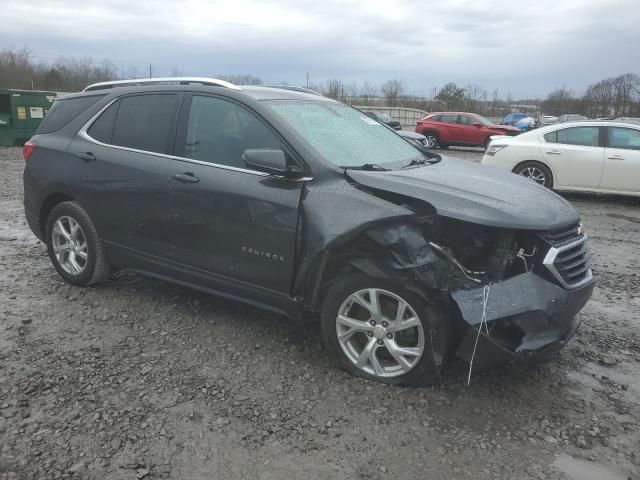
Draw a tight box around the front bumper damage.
[451,271,594,367]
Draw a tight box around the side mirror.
[473,122,483,128]
[242,149,287,176]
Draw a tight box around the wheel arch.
[419,129,440,139]
[302,231,448,314]
[512,159,555,188]
[39,192,76,240]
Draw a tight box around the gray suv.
[23,77,594,386]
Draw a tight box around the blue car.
[502,113,528,125]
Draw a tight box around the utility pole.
[149,64,152,78]
[305,72,309,88]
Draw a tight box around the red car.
[415,112,520,149]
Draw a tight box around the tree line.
[2,48,638,118]
[320,76,640,118]
[0,48,263,93]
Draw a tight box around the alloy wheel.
[425,134,438,149]
[519,166,546,185]
[51,216,88,275]
[336,288,425,378]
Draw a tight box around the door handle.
[607,155,625,160]
[545,150,562,155]
[172,172,199,183]
[78,152,96,162]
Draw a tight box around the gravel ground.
[1,146,639,480]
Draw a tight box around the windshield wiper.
[343,163,390,171]
[401,157,440,168]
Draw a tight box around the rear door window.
[457,115,474,125]
[548,127,600,147]
[36,95,104,134]
[111,94,179,154]
[440,114,458,123]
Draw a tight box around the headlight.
[485,144,508,156]
[578,222,586,236]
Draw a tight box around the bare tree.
[541,87,579,116]
[360,81,378,105]
[463,84,486,114]
[611,73,640,116]
[324,78,344,100]
[0,48,36,89]
[381,79,403,106]
[584,78,614,117]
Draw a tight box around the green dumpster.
[0,89,57,146]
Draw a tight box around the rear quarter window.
[36,95,105,134]
[87,101,119,144]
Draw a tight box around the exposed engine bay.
[421,217,543,285]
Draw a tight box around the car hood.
[346,157,579,230]
[491,124,521,132]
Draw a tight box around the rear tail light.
[485,144,508,156]
[23,140,37,161]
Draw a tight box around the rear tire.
[320,273,453,387]
[513,161,553,188]
[423,133,439,149]
[46,201,111,286]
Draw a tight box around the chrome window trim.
[78,98,313,182]
[542,235,593,290]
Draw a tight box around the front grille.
[541,223,581,246]
[542,233,592,289]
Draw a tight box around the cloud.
[1,0,639,97]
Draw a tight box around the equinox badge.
[242,246,285,262]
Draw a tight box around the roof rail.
[264,85,323,96]
[83,77,242,92]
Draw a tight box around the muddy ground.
[0,146,638,480]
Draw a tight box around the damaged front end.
[330,209,594,367]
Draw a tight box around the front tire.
[320,273,452,386]
[514,161,553,188]
[46,201,111,286]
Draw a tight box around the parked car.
[356,108,430,148]
[415,112,520,149]
[558,114,587,123]
[396,129,429,148]
[23,78,593,386]
[514,116,538,131]
[482,121,640,196]
[363,111,401,130]
[538,115,559,126]
[502,113,528,126]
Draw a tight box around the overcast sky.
[2,0,639,98]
